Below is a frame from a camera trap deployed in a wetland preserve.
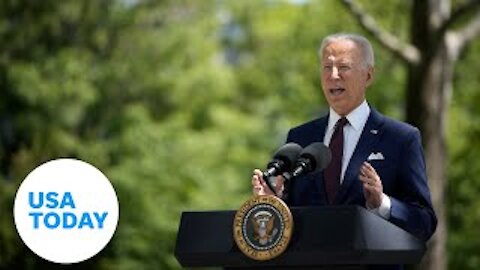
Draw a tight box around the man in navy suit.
[251,33,437,268]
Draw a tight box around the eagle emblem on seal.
[251,210,279,245]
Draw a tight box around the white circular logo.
[13,158,119,264]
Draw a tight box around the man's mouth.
[329,87,345,96]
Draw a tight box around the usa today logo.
[13,159,119,264]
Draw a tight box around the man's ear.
[366,66,374,87]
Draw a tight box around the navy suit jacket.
[285,108,437,269]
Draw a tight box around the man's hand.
[251,169,284,197]
[359,162,383,209]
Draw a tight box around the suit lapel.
[312,115,329,204]
[334,109,385,204]
[312,115,328,144]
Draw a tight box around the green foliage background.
[0,0,478,269]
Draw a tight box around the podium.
[175,206,425,269]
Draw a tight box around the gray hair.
[319,33,375,68]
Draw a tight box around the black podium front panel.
[175,206,425,268]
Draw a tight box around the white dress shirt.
[323,100,391,219]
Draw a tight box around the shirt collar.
[327,100,370,132]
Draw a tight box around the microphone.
[289,142,331,179]
[262,143,302,194]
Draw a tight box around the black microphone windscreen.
[272,143,303,171]
[300,142,331,172]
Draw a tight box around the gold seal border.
[233,195,293,261]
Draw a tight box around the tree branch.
[340,0,420,65]
[440,0,480,34]
[447,10,480,61]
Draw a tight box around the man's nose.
[330,66,340,80]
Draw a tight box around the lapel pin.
[370,129,378,135]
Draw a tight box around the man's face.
[320,40,373,116]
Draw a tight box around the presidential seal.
[233,195,293,261]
